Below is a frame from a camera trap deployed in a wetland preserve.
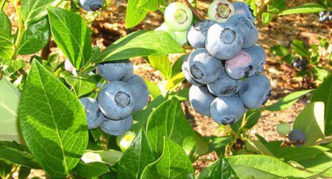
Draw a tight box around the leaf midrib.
[35,65,69,175]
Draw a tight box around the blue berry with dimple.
[239,74,271,109]
[98,81,135,120]
[97,60,133,82]
[288,129,307,147]
[233,2,255,23]
[80,0,104,11]
[80,97,104,129]
[99,115,133,136]
[187,20,216,48]
[210,96,245,125]
[188,48,223,84]
[189,85,215,116]
[206,23,243,60]
[182,55,202,86]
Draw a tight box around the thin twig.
[182,0,205,21]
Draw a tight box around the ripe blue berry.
[97,60,133,81]
[233,2,255,23]
[242,45,266,73]
[239,74,271,109]
[210,95,245,125]
[80,0,104,11]
[225,51,254,79]
[188,48,223,84]
[206,23,243,60]
[187,20,216,48]
[124,74,149,112]
[182,55,203,86]
[80,97,103,129]
[100,115,133,136]
[164,2,193,31]
[98,81,135,120]
[288,129,307,147]
[208,0,235,23]
[189,85,215,116]
[226,14,258,48]
[207,67,242,96]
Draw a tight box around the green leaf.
[267,0,286,13]
[96,31,185,63]
[197,158,238,179]
[146,98,198,155]
[0,11,11,35]
[144,80,161,100]
[279,3,326,15]
[208,136,232,155]
[262,12,274,25]
[274,146,329,162]
[18,60,89,177]
[21,0,61,25]
[74,162,110,178]
[148,55,172,80]
[299,152,332,177]
[18,17,50,55]
[227,155,312,178]
[64,75,100,97]
[313,67,329,81]
[0,28,13,60]
[171,55,185,77]
[165,73,185,91]
[140,138,194,179]
[125,0,149,28]
[18,166,31,179]
[0,141,40,168]
[48,7,91,69]
[293,102,325,146]
[264,89,313,111]
[0,78,20,142]
[291,40,310,57]
[118,130,156,178]
[270,45,290,57]
[92,150,123,166]
[311,75,332,135]
[138,0,159,11]
[0,160,12,178]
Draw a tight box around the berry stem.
[181,0,205,21]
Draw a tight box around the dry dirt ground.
[3,0,332,178]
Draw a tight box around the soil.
[3,0,332,178]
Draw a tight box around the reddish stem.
[182,0,205,21]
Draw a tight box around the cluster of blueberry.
[319,10,332,22]
[183,0,271,125]
[80,60,149,136]
[80,0,104,11]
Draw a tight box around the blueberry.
[80,97,104,129]
[210,95,245,125]
[164,2,193,31]
[99,115,133,136]
[189,85,215,116]
[80,0,104,11]
[242,45,266,73]
[327,11,331,16]
[182,55,203,86]
[239,74,271,109]
[233,2,255,23]
[124,74,149,112]
[206,23,243,60]
[188,48,223,84]
[208,0,235,23]
[319,11,325,17]
[226,14,258,48]
[293,58,307,70]
[155,23,176,39]
[174,30,188,46]
[187,20,216,48]
[288,129,307,147]
[207,67,242,96]
[97,60,133,81]
[225,51,254,79]
[98,81,135,120]
[276,123,291,135]
[322,15,329,22]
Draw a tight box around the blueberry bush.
[0,0,331,178]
